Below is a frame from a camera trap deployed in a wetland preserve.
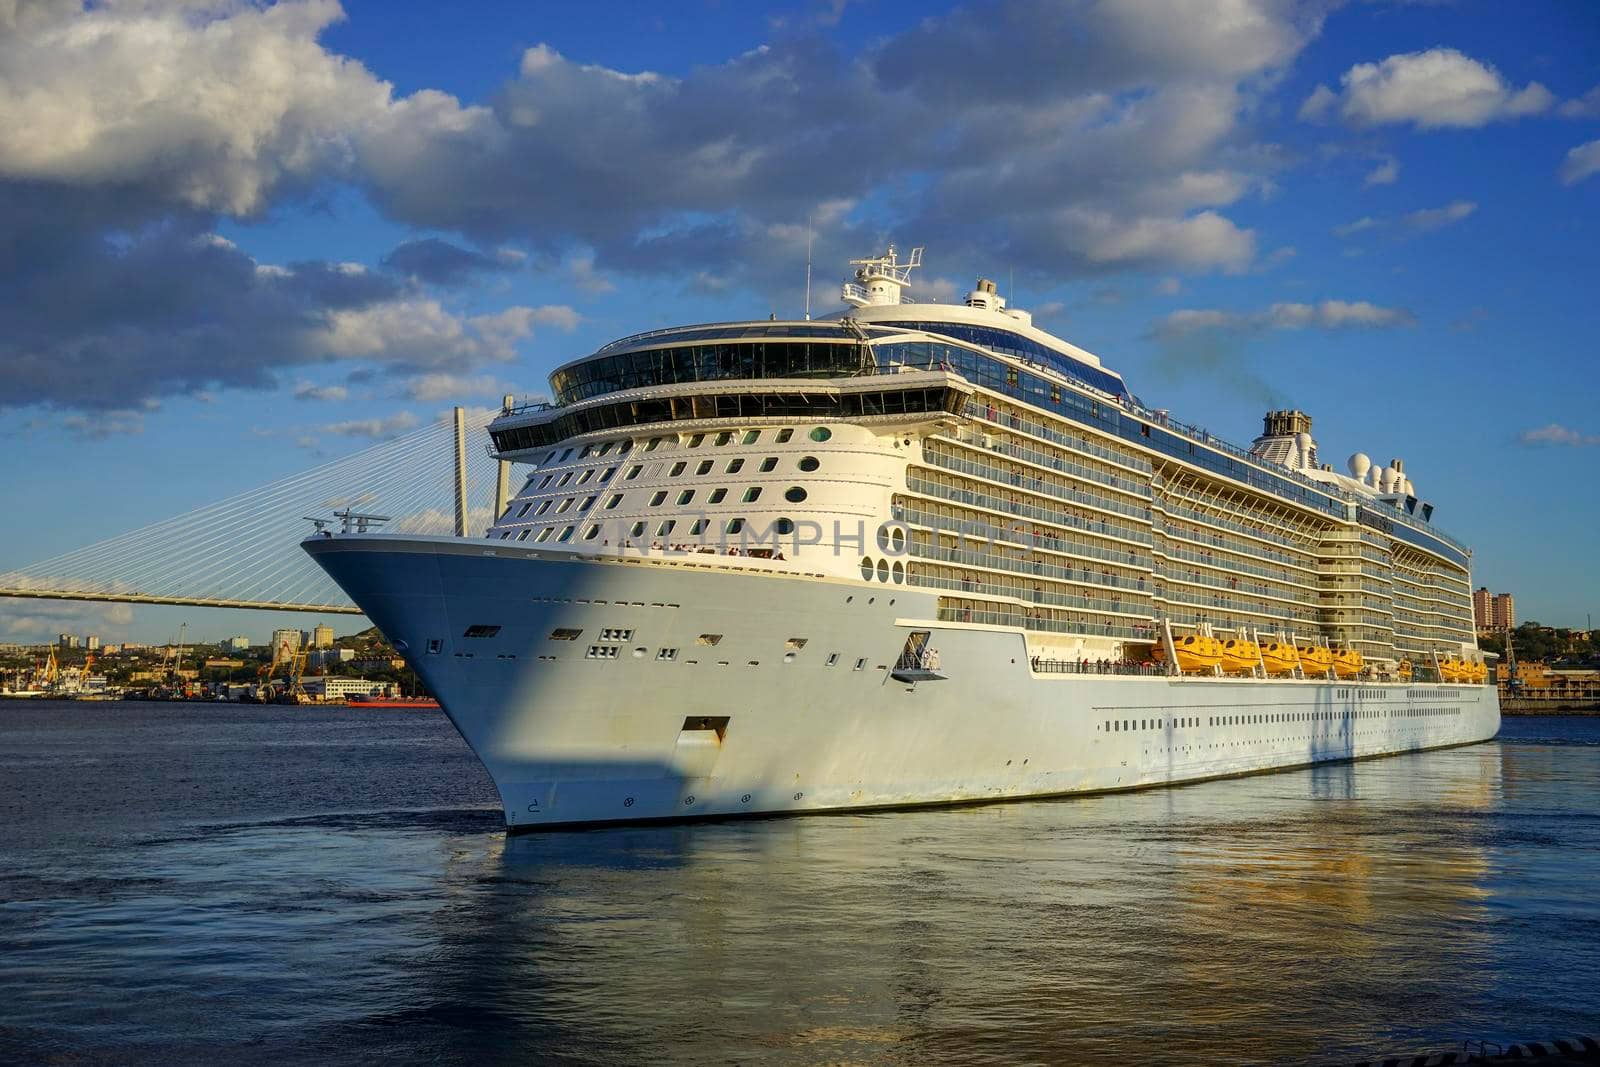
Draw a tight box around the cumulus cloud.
[403,373,514,402]
[1364,157,1399,186]
[0,0,390,215]
[321,411,419,439]
[1401,199,1477,231]
[1331,200,1476,238]
[1558,140,1600,186]
[1557,85,1600,119]
[1302,48,1554,129]
[292,381,348,402]
[1517,423,1600,447]
[1154,299,1415,337]
[381,239,522,286]
[0,598,136,644]
[0,0,1345,415]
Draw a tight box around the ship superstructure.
[305,246,1498,830]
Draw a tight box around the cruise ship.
[304,247,1499,830]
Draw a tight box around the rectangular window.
[715,431,733,446]
[650,490,667,506]
[516,502,533,518]
[600,628,634,641]
[583,524,600,540]
[539,474,553,488]
[558,472,573,486]
[548,628,582,641]
[626,464,643,480]
[708,488,727,503]
[426,638,443,654]
[743,487,762,502]
[586,645,620,659]
[463,624,501,638]
[557,498,573,513]
[657,648,678,660]
[696,460,713,475]
[558,526,574,542]
[605,493,623,509]
[579,495,596,512]
[690,518,707,535]
[776,428,794,443]
[688,433,704,447]
[516,529,531,541]
[696,633,723,646]
[645,437,661,452]
[677,490,694,505]
[742,430,760,444]
[726,458,745,474]
[670,461,687,476]
[600,466,617,482]
[759,457,778,473]
[726,518,744,534]
[578,469,594,485]
[656,519,675,536]
[536,500,553,515]
[825,652,839,666]
[630,521,645,536]
[536,527,555,542]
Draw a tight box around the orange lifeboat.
[1470,661,1488,684]
[1397,659,1414,681]
[1296,644,1333,678]
[1172,633,1223,674]
[1332,648,1364,680]
[1220,639,1260,676]
[1260,642,1299,677]
[1439,658,1468,682]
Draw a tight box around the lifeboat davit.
[1172,634,1223,674]
[1296,644,1333,678]
[1260,642,1299,676]
[1220,639,1260,675]
[1397,659,1414,681]
[1332,648,1364,680]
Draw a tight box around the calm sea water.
[1,702,1596,1066]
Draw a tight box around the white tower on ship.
[841,245,923,307]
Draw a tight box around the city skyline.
[1,0,1598,643]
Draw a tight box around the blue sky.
[1,0,1597,645]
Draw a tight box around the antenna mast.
[804,214,813,321]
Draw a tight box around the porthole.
[892,561,904,584]
[785,486,808,503]
[809,426,832,442]
[775,518,795,535]
[860,557,875,580]
[798,456,820,472]
[876,559,889,582]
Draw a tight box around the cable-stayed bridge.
[0,407,509,616]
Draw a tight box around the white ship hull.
[305,534,1501,831]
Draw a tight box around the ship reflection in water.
[1,708,1597,1065]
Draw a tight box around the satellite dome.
[1380,467,1399,493]
[1348,453,1372,478]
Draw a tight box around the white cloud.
[1364,157,1399,187]
[292,381,348,402]
[0,598,136,643]
[0,0,392,214]
[1517,423,1600,447]
[404,373,512,402]
[320,411,419,439]
[310,299,569,368]
[1056,208,1255,272]
[1557,85,1600,119]
[59,409,146,437]
[1155,299,1414,336]
[1332,216,1380,238]
[1558,140,1600,186]
[1401,199,1476,231]
[1303,48,1553,129]
[1156,277,1182,296]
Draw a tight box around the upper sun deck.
[491,246,1470,565]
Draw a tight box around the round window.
[798,456,820,472]
[775,518,795,535]
[876,559,890,582]
[891,527,906,552]
[809,426,832,442]
[876,525,892,552]
[785,486,808,503]
[860,557,875,580]
[892,561,904,584]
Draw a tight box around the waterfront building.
[312,624,335,650]
[223,636,251,652]
[301,676,393,701]
[1473,587,1516,635]
[270,628,302,660]
[85,635,100,651]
